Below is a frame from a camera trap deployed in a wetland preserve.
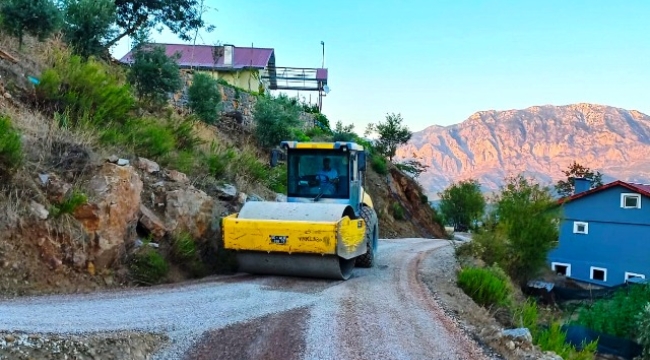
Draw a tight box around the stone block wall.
[172,72,316,131]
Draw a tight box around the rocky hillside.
[396,103,650,198]
[0,32,443,298]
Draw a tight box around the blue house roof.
[558,180,650,204]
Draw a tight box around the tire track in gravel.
[183,306,310,360]
[314,239,491,360]
[0,239,495,360]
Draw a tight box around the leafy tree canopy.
[60,0,118,58]
[0,0,62,49]
[555,161,603,198]
[127,44,182,107]
[493,174,561,284]
[438,178,486,230]
[366,113,412,162]
[108,0,214,48]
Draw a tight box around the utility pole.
[321,41,325,68]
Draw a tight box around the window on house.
[590,266,607,282]
[625,272,645,281]
[573,221,588,234]
[551,262,571,276]
[621,193,641,209]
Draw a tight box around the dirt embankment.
[364,164,446,239]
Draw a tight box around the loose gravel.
[0,238,498,359]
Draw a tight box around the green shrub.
[0,115,23,180]
[188,73,221,124]
[392,203,405,220]
[37,53,134,127]
[133,121,177,158]
[232,150,271,184]
[204,144,237,178]
[49,189,87,218]
[127,44,182,107]
[166,117,203,151]
[252,95,301,149]
[99,117,177,159]
[267,165,287,194]
[291,128,311,142]
[636,302,650,360]
[371,155,388,175]
[129,246,169,285]
[574,283,650,339]
[471,228,511,270]
[164,150,198,175]
[457,265,512,308]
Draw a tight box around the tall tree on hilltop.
[555,161,604,198]
[365,113,412,162]
[438,178,486,231]
[0,0,62,49]
[105,0,215,48]
[60,0,118,58]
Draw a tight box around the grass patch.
[49,189,87,218]
[371,154,388,175]
[171,231,197,262]
[457,265,512,308]
[0,115,23,180]
[128,246,169,285]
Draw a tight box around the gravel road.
[0,238,495,360]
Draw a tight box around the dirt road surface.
[0,238,496,360]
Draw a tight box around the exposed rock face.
[74,163,143,268]
[396,103,650,197]
[164,188,218,239]
[139,205,167,239]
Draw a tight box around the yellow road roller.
[222,141,379,280]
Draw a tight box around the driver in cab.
[316,158,338,194]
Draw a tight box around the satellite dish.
[323,85,330,94]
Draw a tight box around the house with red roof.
[118,43,276,93]
[549,178,650,287]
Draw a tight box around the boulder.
[74,163,143,268]
[237,192,247,205]
[501,328,533,343]
[275,193,287,202]
[139,205,167,239]
[164,188,215,239]
[136,157,160,174]
[216,183,237,200]
[166,170,189,183]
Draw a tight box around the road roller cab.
[221,141,379,280]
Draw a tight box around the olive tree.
[0,0,62,49]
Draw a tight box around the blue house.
[548,178,650,287]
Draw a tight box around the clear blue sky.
[111,0,650,134]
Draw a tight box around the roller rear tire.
[355,206,378,268]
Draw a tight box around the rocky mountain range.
[395,103,650,199]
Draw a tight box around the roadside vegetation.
[0,0,445,287]
[440,162,650,359]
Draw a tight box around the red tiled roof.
[118,43,274,69]
[557,180,650,204]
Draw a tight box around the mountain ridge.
[396,103,650,199]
